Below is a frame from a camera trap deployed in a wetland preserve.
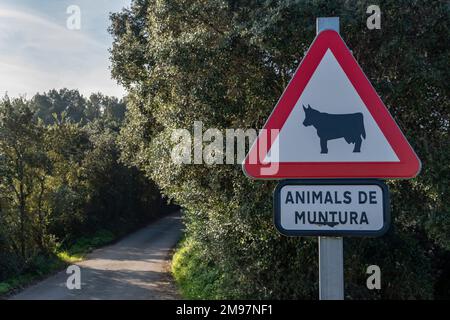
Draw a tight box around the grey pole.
[316,17,344,301]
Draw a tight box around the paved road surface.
[11,212,183,300]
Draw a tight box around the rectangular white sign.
[274,180,390,237]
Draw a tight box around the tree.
[0,97,49,259]
[0,91,167,286]
[110,0,449,298]
[43,116,91,240]
[86,93,126,124]
[31,89,87,125]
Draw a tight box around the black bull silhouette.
[302,104,366,154]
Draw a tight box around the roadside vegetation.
[0,229,114,295]
[110,0,449,299]
[0,89,169,296]
[172,238,226,299]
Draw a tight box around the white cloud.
[0,5,125,98]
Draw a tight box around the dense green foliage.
[110,0,449,299]
[172,238,227,299]
[0,89,166,292]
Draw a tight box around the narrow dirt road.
[11,212,183,300]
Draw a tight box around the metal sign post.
[317,17,344,300]
[319,236,344,300]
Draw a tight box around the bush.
[172,238,226,299]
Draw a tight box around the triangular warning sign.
[243,30,420,179]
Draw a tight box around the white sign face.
[243,30,421,179]
[274,180,390,237]
[265,49,399,163]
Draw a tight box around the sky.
[0,0,131,99]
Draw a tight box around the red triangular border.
[243,30,421,179]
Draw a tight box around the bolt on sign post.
[242,17,420,300]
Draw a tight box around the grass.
[56,229,115,263]
[0,273,43,295]
[171,237,225,299]
[0,229,116,297]
[0,283,11,295]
